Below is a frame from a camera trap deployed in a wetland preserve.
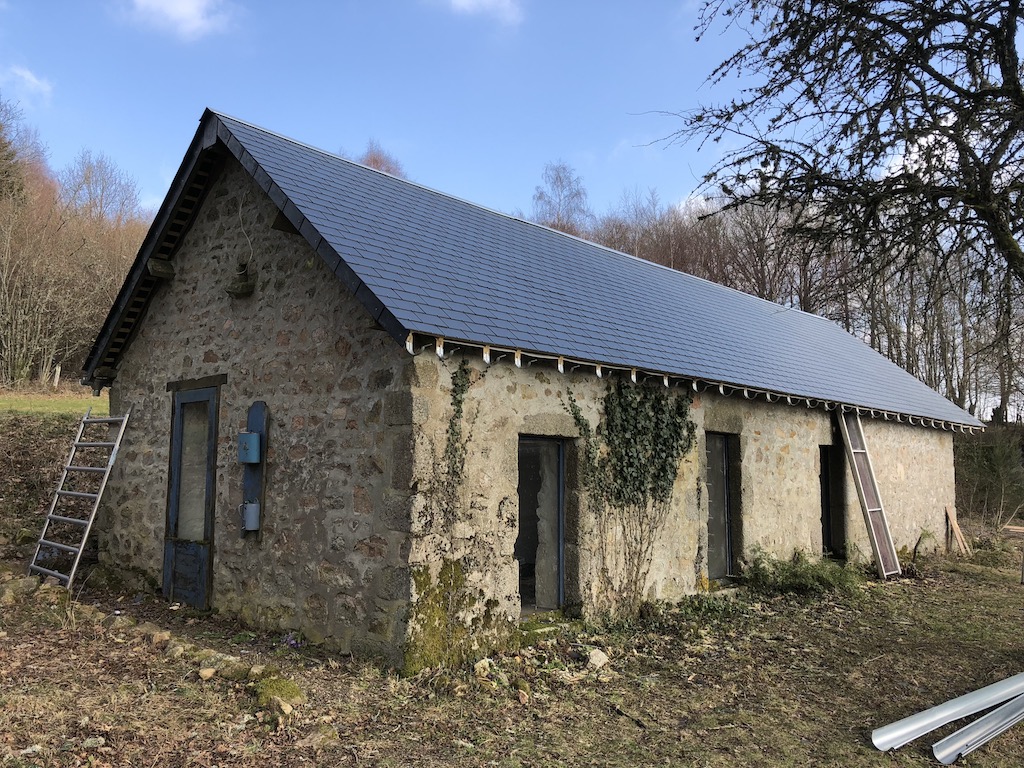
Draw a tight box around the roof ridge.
[81,109,979,428]
[209,110,827,324]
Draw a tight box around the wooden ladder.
[28,408,130,588]
[837,410,901,578]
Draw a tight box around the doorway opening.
[706,432,741,580]
[820,444,847,558]
[163,385,219,609]
[515,437,564,613]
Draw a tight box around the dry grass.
[0,387,108,417]
[0,413,82,543]
[3,559,1024,767]
[3,408,1024,766]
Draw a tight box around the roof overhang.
[409,331,984,433]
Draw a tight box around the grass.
[4,557,1024,766]
[743,548,866,598]
[0,387,109,416]
[3,407,1024,766]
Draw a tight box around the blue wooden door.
[163,386,218,608]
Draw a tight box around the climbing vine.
[432,357,473,529]
[405,357,497,672]
[567,377,696,617]
[442,358,471,497]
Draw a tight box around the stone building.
[82,110,982,669]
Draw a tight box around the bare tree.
[0,104,148,386]
[355,139,407,178]
[60,150,142,224]
[532,161,592,236]
[675,1,1024,288]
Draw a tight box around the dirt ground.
[3,413,1024,767]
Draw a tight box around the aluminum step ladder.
[837,409,901,578]
[28,408,130,588]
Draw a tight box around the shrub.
[742,549,863,598]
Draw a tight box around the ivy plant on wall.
[405,357,500,672]
[567,377,696,617]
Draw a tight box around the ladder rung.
[39,539,80,554]
[28,564,70,583]
[56,490,99,500]
[28,408,130,590]
[47,514,90,526]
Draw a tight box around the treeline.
[1,98,1019,422]
[0,103,150,387]
[532,162,1022,422]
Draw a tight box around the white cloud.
[1,65,54,108]
[7,66,52,97]
[448,0,523,25]
[130,0,233,41]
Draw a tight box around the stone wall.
[699,393,835,561]
[696,392,952,567]
[858,418,952,557]
[404,358,704,654]
[97,153,957,669]
[398,365,957,667]
[101,159,415,661]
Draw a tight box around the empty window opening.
[706,432,741,580]
[516,438,564,613]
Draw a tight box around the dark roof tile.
[181,112,985,426]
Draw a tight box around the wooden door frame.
[706,431,741,579]
[162,384,219,608]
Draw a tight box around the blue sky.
[0,1,745,216]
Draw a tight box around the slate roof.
[83,110,982,430]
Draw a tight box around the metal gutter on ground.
[872,672,1024,751]
[932,692,1024,764]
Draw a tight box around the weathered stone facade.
[97,155,956,669]
[101,161,417,662]
[696,393,951,565]
[397,371,953,658]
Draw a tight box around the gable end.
[81,110,406,391]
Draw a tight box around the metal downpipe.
[872,672,1024,751]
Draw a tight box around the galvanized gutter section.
[872,672,1024,751]
[932,692,1024,764]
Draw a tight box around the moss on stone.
[402,559,512,676]
[254,676,306,707]
[218,661,253,682]
[402,560,473,675]
[515,611,582,648]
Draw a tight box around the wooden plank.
[946,507,973,556]
[838,411,901,578]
